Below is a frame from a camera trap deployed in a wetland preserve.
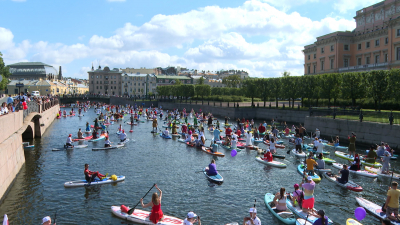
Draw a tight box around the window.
[96,81,98,84]
[105,76,108,79]
[307,66,310,74]
[358,58,362,66]
[313,65,316,73]
[397,29,400,36]
[91,76,93,78]
[308,55,310,60]
[138,83,140,86]
[330,59,334,69]
[366,57,370,64]
[100,81,102,84]
[91,81,93,84]
[344,59,349,67]
[111,81,113,84]
[385,53,388,62]
[375,39,380,46]
[100,86,102,89]
[96,86,98,89]
[331,45,334,51]
[314,54,316,59]
[321,61,324,70]
[111,86,113,89]
[321,47,324,53]
[114,86,116,89]
[96,76,98,78]
[100,75,102,78]
[375,55,380,64]
[366,42,370,48]
[358,43,361,50]
[385,37,389,44]
[344,44,349,50]
[397,47,400,60]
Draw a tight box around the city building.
[121,73,157,97]
[64,78,89,94]
[6,79,68,95]
[204,78,224,87]
[120,67,159,75]
[155,75,193,87]
[7,62,62,80]
[303,0,400,74]
[88,66,122,95]
[218,70,249,80]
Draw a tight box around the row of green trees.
[157,69,400,111]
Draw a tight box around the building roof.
[7,62,53,67]
[155,75,191,80]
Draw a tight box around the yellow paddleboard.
[346,218,362,225]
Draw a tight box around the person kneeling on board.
[263,149,273,162]
[162,128,169,137]
[65,134,74,148]
[210,140,219,153]
[104,136,112,148]
[84,164,107,182]
[205,159,218,176]
[119,130,127,142]
[335,164,349,184]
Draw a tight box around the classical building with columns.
[304,0,400,74]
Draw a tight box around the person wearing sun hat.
[65,134,74,148]
[243,207,261,225]
[300,175,315,213]
[183,211,201,225]
[42,216,55,225]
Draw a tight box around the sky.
[0,0,383,78]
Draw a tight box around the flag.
[3,214,8,225]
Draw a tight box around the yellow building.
[7,79,69,95]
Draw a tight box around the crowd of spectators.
[0,92,58,116]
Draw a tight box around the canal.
[0,109,396,224]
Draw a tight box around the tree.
[280,76,298,108]
[269,78,281,107]
[222,75,242,88]
[341,72,365,107]
[195,85,211,100]
[243,79,259,106]
[156,85,170,97]
[180,84,195,99]
[388,69,400,101]
[174,79,182,85]
[0,52,11,90]
[197,77,205,85]
[320,73,341,107]
[281,71,291,77]
[366,70,389,111]
[259,78,270,107]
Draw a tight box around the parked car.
[32,91,40,97]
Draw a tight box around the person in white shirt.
[65,134,74,148]
[315,128,320,139]
[183,212,201,225]
[104,136,111,147]
[243,207,261,225]
[163,128,169,137]
[245,131,253,146]
[119,130,127,142]
[316,140,324,154]
[313,137,319,151]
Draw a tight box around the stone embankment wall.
[304,116,400,148]
[0,104,59,202]
[159,102,309,124]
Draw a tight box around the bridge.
[0,98,59,201]
[59,94,111,104]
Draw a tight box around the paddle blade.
[127,207,135,215]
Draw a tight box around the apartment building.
[121,73,157,97]
[304,0,400,74]
[88,66,122,95]
[120,67,159,75]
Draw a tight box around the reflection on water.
[0,110,396,224]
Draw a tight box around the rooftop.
[8,62,53,67]
[155,75,191,80]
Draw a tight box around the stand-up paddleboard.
[64,176,125,187]
[323,172,363,192]
[73,136,93,142]
[291,149,306,158]
[365,166,400,180]
[92,144,124,151]
[119,139,130,145]
[52,144,88,151]
[111,206,183,225]
[356,197,400,225]
[160,134,172,139]
[255,156,287,168]
[297,164,321,182]
[346,218,362,225]
[332,163,377,178]
[286,197,333,224]
[264,193,296,224]
[203,167,223,184]
[89,136,106,142]
[171,134,180,137]
[201,146,225,157]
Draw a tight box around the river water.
[0,109,397,224]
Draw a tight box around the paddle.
[195,170,230,173]
[54,209,57,224]
[127,183,156,215]
[304,213,309,225]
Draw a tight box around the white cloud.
[333,0,382,13]
[260,0,319,11]
[0,0,357,78]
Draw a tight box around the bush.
[191,95,244,102]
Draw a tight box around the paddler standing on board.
[119,130,127,143]
[152,117,158,132]
[213,126,221,141]
[384,181,400,222]
[77,128,83,139]
[348,132,356,157]
[93,118,99,129]
[300,176,315,214]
